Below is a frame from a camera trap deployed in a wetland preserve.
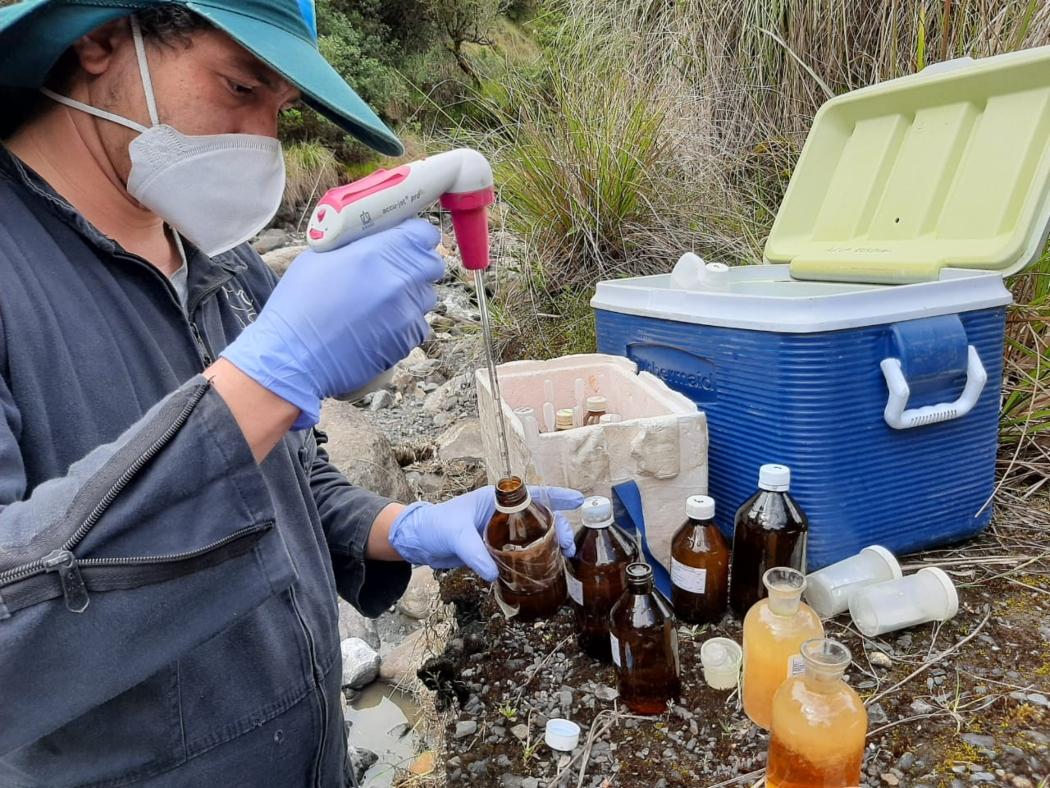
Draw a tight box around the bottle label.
[787,654,806,677]
[670,558,708,595]
[565,569,584,605]
[609,632,622,667]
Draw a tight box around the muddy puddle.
[346,682,425,786]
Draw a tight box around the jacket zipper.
[0,383,208,609]
[289,586,329,787]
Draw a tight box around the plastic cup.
[700,637,742,690]
[804,545,902,618]
[545,719,580,751]
[848,567,959,637]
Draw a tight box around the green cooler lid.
[765,46,1050,285]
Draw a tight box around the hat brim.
[186,3,404,156]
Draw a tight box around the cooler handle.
[880,346,987,430]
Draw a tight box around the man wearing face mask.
[0,1,583,785]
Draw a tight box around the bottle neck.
[767,590,802,616]
[627,577,653,595]
[494,477,530,513]
[802,664,846,692]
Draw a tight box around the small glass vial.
[730,464,808,618]
[670,495,729,625]
[567,496,637,661]
[483,477,567,621]
[767,638,867,787]
[554,408,575,431]
[609,563,681,714]
[741,567,824,730]
[582,396,608,425]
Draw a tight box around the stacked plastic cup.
[804,545,902,618]
[848,567,959,637]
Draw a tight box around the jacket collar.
[0,144,247,307]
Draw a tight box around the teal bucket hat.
[0,0,403,155]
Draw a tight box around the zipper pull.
[42,550,90,613]
[189,323,214,366]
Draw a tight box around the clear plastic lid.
[555,408,575,430]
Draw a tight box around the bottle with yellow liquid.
[766,638,867,788]
[741,567,823,729]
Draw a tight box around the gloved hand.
[388,486,584,581]
[221,219,444,429]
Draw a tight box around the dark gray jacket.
[0,146,410,787]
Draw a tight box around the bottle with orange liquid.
[741,567,823,729]
[766,638,867,788]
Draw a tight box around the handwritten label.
[671,559,708,595]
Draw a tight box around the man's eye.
[226,79,254,96]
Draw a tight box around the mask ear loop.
[128,15,160,128]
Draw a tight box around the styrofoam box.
[475,353,708,569]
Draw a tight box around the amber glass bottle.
[767,638,867,787]
[670,495,729,625]
[567,496,637,661]
[729,464,808,618]
[582,396,608,425]
[741,567,824,730]
[483,477,567,621]
[609,563,681,714]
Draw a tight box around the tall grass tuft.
[280,140,341,227]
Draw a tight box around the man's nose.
[236,104,280,138]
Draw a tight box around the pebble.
[867,702,888,724]
[523,780,540,788]
[897,752,914,770]
[971,773,996,783]
[1026,692,1049,707]
[559,689,573,708]
[869,650,893,668]
[962,733,995,748]
[595,686,619,702]
[910,699,935,714]
[369,389,395,410]
[454,720,477,739]
[881,774,900,786]
[511,723,529,741]
[1011,777,1034,788]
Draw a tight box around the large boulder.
[437,418,484,461]
[318,399,414,503]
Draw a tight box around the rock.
[261,243,308,277]
[880,775,899,786]
[522,779,540,788]
[501,776,524,788]
[455,720,478,739]
[971,773,996,783]
[369,389,395,411]
[408,751,436,776]
[340,638,380,689]
[869,650,893,668]
[437,285,480,323]
[253,228,292,255]
[897,752,915,771]
[1012,777,1035,788]
[318,399,413,503]
[867,702,888,724]
[910,699,935,715]
[379,629,427,683]
[961,734,995,749]
[1026,692,1049,707]
[337,601,380,650]
[345,744,378,783]
[511,723,529,741]
[595,685,619,702]
[559,689,573,709]
[397,566,440,620]
[437,418,485,460]
[423,373,475,415]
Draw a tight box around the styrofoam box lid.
[591,265,1012,333]
[766,46,1050,285]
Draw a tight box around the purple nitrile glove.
[388,486,584,581]
[221,218,444,430]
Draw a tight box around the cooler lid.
[765,46,1050,285]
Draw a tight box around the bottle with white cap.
[729,464,809,618]
[582,396,608,426]
[670,495,729,625]
[566,496,637,662]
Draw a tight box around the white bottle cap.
[685,495,715,520]
[598,413,622,424]
[581,496,613,528]
[555,408,575,430]
[700,637,742,690]
[758,464,791,492]
[544,718,580,752]
[585,395,608,412]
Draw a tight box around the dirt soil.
[409,494,1049,788]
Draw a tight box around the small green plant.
[497,703,518,721]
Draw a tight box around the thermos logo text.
[627,344,717,402]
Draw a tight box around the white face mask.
[42,16,286,257]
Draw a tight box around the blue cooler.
[592,48,1050,568]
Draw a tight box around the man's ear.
[71,18,133,77]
